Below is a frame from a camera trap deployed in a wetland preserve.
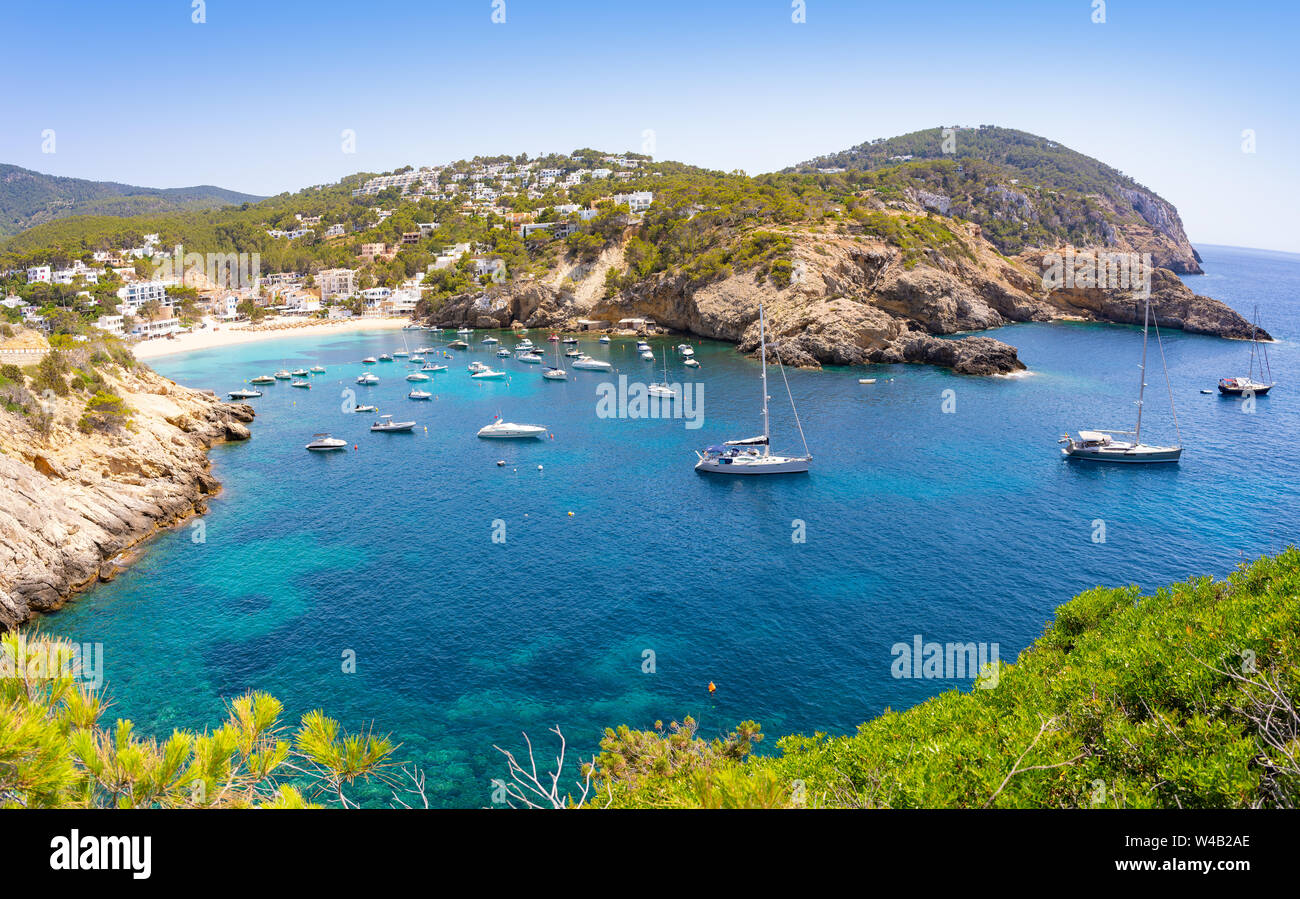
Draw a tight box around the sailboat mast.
[759,305,770,447]
[1135,295,1150,445]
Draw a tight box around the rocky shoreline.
[418,225,1260,376]
[0,364,253,631]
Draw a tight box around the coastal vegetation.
[5,551,1296,809]
[589,549,1300,808]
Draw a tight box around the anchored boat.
[695,304,811,475]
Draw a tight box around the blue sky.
[3,0,1297,251]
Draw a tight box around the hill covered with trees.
[0,164,262,237]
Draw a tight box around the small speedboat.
[290,379,311,389]
[684,358,700,368]
[497,348,511,357]
[378,353,394,362]
[565,348,582,358]
[250,375,276,384]
[517,352,543,364]
[677,344,695,358]
[410,355,425,363]
[467,361,490,373]
[477,420,547,439]
[393,350,409,358]
[471,368,507,380]
[228,388,262,399]
[309,365,326,374]
[306,433,347,451]
[562,337,578,345]
[371,415,415,433]
[356,373,380,385]
[542,367,567,381]
[353,404,378,413]
[457,327,473,335]
[408,389,432,400]
[421,363,448,373]
[640,350,655,361]
[482,336,499,345]
[361,357,378,365]
[571,355,613,371]
[516,339,535,351]
[406,372,430,382]
[635,341,650,352]
[291,368,309,377]
[548,334,560,342]
[274,370,292,380]
[599,335,611,344]
[448,340,469,349]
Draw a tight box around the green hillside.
[0,164,263,237]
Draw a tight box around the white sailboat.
[543,337,567,380]
[1218,305,1275,396]
[648,347,677,399]
[1060,294,1182,464]
[695,305,811,475]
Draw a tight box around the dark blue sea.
[35,244,1299,806]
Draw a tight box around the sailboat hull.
[1218,382,1273,396]
[1062,444,1182,464]
[695,454,810,475]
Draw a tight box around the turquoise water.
[35,244,1299,806]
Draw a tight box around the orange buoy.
[707,681,716,694]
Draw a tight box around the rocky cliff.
[0,360,253,630]
[419,220,1258,375]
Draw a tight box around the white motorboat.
[393,350,409,358]
[516,339,535,351]
[410,355,426,363]
[290,379,311,389]
[448,340,469,349]
[695,304,811,475]
[517,351,543,364]
[309,365,326,374]
[274,369,292,379]
[471,368,507,380]
[684,358,700,368]
[482,336,499,345]
[361,357,378,365]
[370,415,415,433]
[228,388,262,399]
[421,363,448,373]
[250,375,276,384]
[291,368,309,377]
[677,344,695,357]
[378,353,394,362]
[353,404,378,414]
[565,348,582,358]
[457,327,473,335]
[477,419,547,439]
[467,361,490,373]
[571,355,613,371]
[496,348,511,357]
[306,433,348,451]
[1060,293,1182,464]
[406,372,430,382]
[562,337,578,345]
[408,389,432,400]
[599,335,611,344]
[640,350,655,361]
[356,373,380,385]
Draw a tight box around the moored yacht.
[1060,294,1182,464]
[356,372,380,385]
[1218,306,1275,396]
[477,418,547,438]
[695,304,811,475]
[228,388,262,399]
[370,414,415,433]
[305,433,348,451]
[571,354,613,371]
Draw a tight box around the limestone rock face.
[416,224,1253,375]
[0,364,253,630]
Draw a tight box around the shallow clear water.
[35,244,1299,806]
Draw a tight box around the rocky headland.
[0,351,253,630]
[418,222,1261,375]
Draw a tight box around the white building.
[26,266,51,284]
[117,281,169,313]
[318,268,355,302]
[613,191,654,213]
[94,314,125,336]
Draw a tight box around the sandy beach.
[131,316,413,360]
